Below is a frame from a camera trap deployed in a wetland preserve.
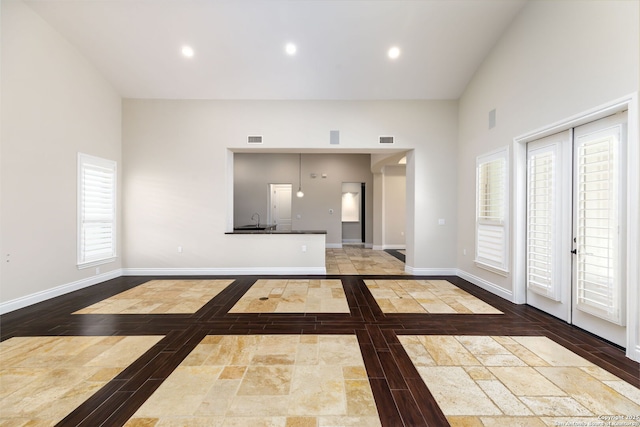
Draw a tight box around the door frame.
[267,183,292,231]
[513,93,639,361]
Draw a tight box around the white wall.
[382,165,406,248]
[457,0,639,356]
[0,0,122,311]
[234,153,373,246]
[122,100,458,272]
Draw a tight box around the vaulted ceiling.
[24,0,527,100]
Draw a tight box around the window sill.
[474,261,509,277]
[77,257,117,270]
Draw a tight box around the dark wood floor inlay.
[1,274,638,426]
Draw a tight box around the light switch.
[438,219,446,225]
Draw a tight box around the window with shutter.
[475,147,509,274]
[77,153,117,268]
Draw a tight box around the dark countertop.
[226,229,327,235]
[234,224,278,231]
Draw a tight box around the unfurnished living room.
[1,0,639,426]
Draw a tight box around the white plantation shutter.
[527,148,555,297]
[574,123,624,324]
[78,154,117,267]
[476,148,509,273]
[525,132,571,301]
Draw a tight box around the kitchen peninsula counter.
[226,230,327,235]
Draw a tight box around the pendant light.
[296,153,304,198]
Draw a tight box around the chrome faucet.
[251,212,260,227]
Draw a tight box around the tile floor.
[1,252,638,426]
[325,247,406,275]
[74,279,234,314]
[125,335,380,427]
[400,335,640,426]
[0,336,162,425]
[365,279,503,314]
[229,279,349,313]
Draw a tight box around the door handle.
[571,249,577,254]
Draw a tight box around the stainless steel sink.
[233,224,277,231]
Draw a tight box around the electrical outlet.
[301,245,307,253]
[178,246,183,253]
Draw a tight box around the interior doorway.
[268,184,292,231]
[341,182,365,244]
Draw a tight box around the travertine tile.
[229,280,348,313]
[419,336,481,366]
[400,335,640,427]
[364,280,503,314]
[237,366,293,395]
[0,336,162,425]
[447,416,485,426]
[604,380,640,406]
[74,280,234,314]
[512,337,593,367]
[285,417,316,427]
[345,379,378,416]
[480,416,547,426]
[477,380,532,415]
[126,335,380,426]
[489,367,566,396]
[519,396,593,416]
[415,366,502,415]
[536,367,640,415]
[397,342,436,367]
[325,247,407,275]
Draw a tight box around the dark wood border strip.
[0,274,635,427]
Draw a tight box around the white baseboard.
[628,345,640,363]
[341,239,363,243]
[456,268,514,302]
[122,267,327,276]
[404,266,457,275]
[364,243,373,249]
[372,245,406,250]
[325,243,343,249]
[0,269,123,315]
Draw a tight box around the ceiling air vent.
[379,135,395,144]
[247,135,263,144]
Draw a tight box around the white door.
[571,113,627,346]
[269,184,292,231]
[526,130,573,322]
[525,112,627,347]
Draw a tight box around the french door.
[526,112,627,347]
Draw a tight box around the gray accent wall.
[234,153,373,246]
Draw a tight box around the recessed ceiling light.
[388,46,401,60]
[181,45,194,58]
[285,43,297,56]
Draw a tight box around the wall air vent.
[379,135,395,144]
[247,135,263,144]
